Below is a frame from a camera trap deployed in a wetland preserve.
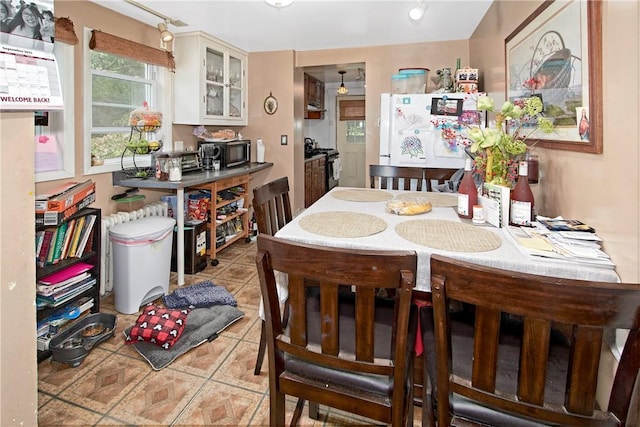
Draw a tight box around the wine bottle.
[457,158,478,219]
[510,161,535,226]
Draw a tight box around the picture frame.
[264,92,278,115]
[430,97,463,116]
[505,0,602,153]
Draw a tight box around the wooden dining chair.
[423,167,458,192]
[429,254,640,427]
[252,176,293,375]
[370,164,425,191]
[256,234,418,426]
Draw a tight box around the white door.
[336,96,366,188]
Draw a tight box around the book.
[46,226,63,265]
[36,277,96,308]
[35,230,45,260]
[67,215,86,258]
[35,192,96,226]
[43,181,96,213]
[75,215,97,257]
[38,261,93,285]
[38,229,56,267]
[480,183,510,228]
[60,219,76,259]
[37,272,91,297]
[538,218,596,233]
[35,181,83,211]
[51,222,68,264]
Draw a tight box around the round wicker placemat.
[395,219,502,252]
[395,192,457,207]
[331,189,393,202]
[299,211,387,238]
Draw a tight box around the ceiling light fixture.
[337,71,349,95]
[157,21,174,42]
[409,0,427,21]
[264,0,294,8]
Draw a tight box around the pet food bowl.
[49,313,117,367]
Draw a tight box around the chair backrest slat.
[370,165,458,192]
[370,165,424,191]
[565,325,602,415]
[471,306,500,391]
[518,317,551,405]
[320,282,340,356]
[355,288,376,362]
[253,176,292,237]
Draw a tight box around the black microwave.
[198,139,251,170]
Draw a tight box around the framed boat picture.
[505,0,602,154]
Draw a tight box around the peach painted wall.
[471,0,640,283]
[35,0,168,211]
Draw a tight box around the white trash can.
[109,216,176,314]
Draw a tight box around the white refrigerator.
[379,93,483,168]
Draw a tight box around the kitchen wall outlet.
[280,135,288,145]
[175,140,184,151]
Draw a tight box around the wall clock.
[264,92,278,115]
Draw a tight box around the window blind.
[89,30,175,70]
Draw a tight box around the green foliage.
[91,132,130,160]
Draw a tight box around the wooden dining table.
[275,187,620,292]
[272,186,621,415]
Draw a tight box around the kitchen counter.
[112,162,273,189]
[112,161,273,286]
[304,153,326,162]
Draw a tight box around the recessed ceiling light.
[409,1,427,21]
[264,0,294,8]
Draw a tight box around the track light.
[337,71,348,95]
[409,1,427,21]
[264,0,294,8]
[157,21,173,42]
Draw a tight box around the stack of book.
[35,179,96,226]
[36,213,98,267]
[35,262,97,308]
[504,217,615,269]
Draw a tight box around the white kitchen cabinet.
[173,31,248,126]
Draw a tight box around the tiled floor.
[37,240,423,426]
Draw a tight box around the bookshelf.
[35,207,101,362]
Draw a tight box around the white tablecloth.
[274,187,619,292]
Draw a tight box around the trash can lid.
[109,216,176,240]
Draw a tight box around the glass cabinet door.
[205,47,224,117]
[228,54,242,118]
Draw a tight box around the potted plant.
[465,95,554,187]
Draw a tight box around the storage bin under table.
[109,216,176,314]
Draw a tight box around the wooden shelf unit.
[193,174,250,265]
[36,207,101,362]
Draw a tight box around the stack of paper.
[36,262,96,307]
[504,218,615,269]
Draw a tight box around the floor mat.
[124,305,244,370]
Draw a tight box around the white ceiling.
[90,0,493,83]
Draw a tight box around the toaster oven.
[154,151,202,174]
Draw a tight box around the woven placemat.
[395,219,502,252]
[331,189,393,202]
[395,192,457,207]
[299,211,387,238]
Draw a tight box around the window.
[83,28,169,175]
[345,120,366,144]
[35,42,75,182]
